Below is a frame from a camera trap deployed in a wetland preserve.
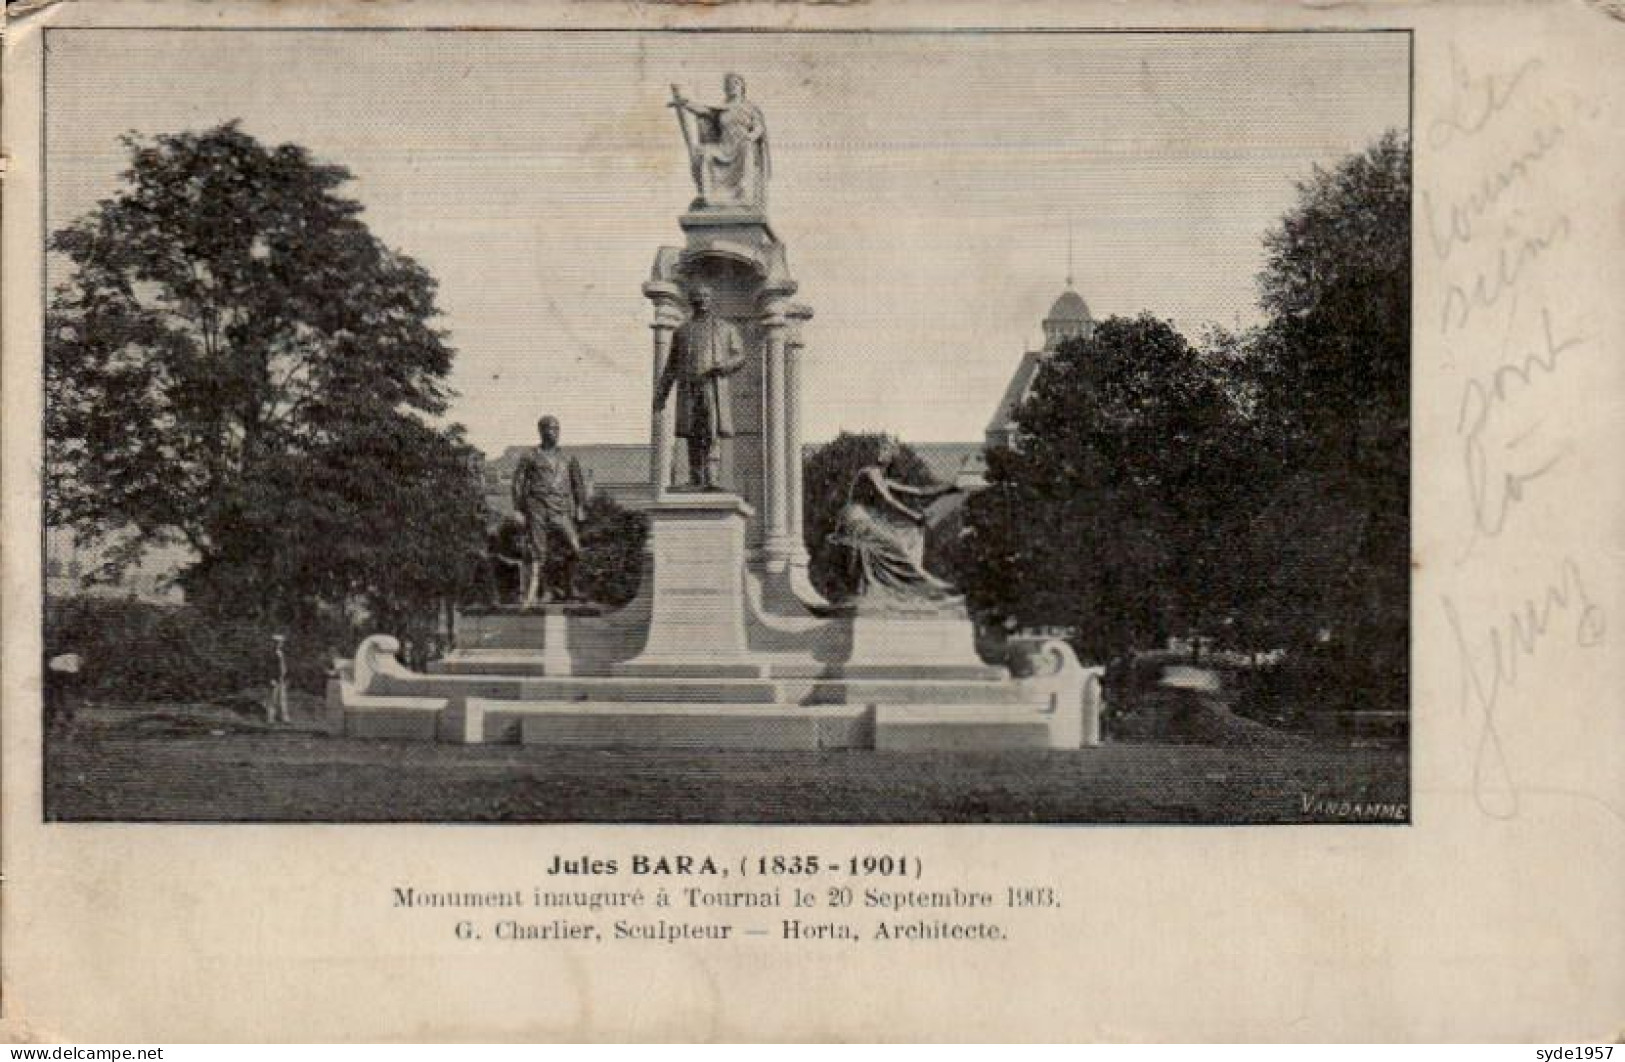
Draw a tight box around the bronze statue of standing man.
[512,415,590,605]
[654,287,748,491]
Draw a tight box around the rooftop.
[1045,286,1092,324]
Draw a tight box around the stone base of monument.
[341,692,447,742]
[835,603,1009,681]
[873,705,1055,752]
[330,633,1102,751]
[450,603,604,676]
[612,492,766,677]
[511,701,871,751]
[330,494,1104,752]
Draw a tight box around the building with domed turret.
[984,278,1095,451]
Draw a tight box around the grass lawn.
[43,705,1408,824]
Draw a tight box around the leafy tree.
[1253,130,1409,473]
[1244,131,1410,693]
[958,314,1249,661]
[467,494,648,609]
[802,432,937,602]
[953,132,1409,703]
[183,416,486,632]
[45,121,482,628]
[577,494,650,608]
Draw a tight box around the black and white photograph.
[6,0,1624,1045]
[36,27,1413,824]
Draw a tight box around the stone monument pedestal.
[615,492,763,677]
[449,604,603,676]
[839,603,1006,680]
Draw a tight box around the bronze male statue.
[654,287,748,491]
[511,415,589,605]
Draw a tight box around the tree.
[957,314,1250,661]
[802,432,938,602]
[1254,129,1409,474]
[45,121,482,627]
[187,416,485,632]
[577,494,650,608]
[1244,130,1410,695]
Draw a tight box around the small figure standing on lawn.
[267,634,291,724]
[45,651,83,735]
[512,415,590,605]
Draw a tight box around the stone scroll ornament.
[669,74,770,210]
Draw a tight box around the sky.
[44,29,1408,452]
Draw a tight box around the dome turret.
[1041,283,1093,351]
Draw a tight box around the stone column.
[757,289,794,568]
[785,303,814,562]
[643,280,684,500]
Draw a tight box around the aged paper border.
[4,0,1622,1042]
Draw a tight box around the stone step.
[384,673,1042,708]
[342,693,449,742]
[489,700,872,751]
[794,663,1009,682]
[797,679,1032,706]
[874,704,1056,752]
[433,654,769,679]
[429,655,564,676]
[434,654,1010,684]
[377,674,781,705]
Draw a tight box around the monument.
[329,75,1102,751]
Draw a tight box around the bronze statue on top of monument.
[669,73,770,211]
